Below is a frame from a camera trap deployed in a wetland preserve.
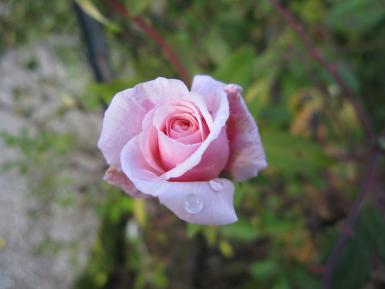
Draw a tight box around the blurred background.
[0,0,384,289]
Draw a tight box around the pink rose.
[98,75,267,225]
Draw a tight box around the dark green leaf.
[327,0,385,33]
[262,129,331,176]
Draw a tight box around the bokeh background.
[0,0,384,289]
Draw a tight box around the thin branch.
[268,2,383,289]
[106,0,190,85]
[269,0,374,141]
[323,152,379,289]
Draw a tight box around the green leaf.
[332,236,371,289]
[357,207,385,260]
[291,266,322,289]
[259,105,292,129]
[245,76,272,116]
[75,0,120,32]
[124,0,151,15]
[202,226,218,246]
[214,46,256,89]
[260,210,294,236]
[272,277,290,289]
[250,260,279,279]
[186,224,201,239]
[205,28,230,65]
[326,0,385,33]
[331,206,385,289]
[337,64,359,93]
[220,218,260,242]
[262,129,331,176]
[81,78,139,110]
[219,240,234,258]
[234,183,250,208]
[133,199,147,227]
[321,63,360,93]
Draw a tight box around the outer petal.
[191,75,226,113]
[97,77,189,168]
[225,84,267,180]
[137,77,190,103]
[158,179,237,225]
[97,89,147,168]
[103,166,151,199]
[192,75,267,180]
[120,136,237,225]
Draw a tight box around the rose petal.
[158,179,237,225]
[97,89,147,168]
[98,77,189,168]
[140,99,228,180]
[100,76,267,225]
[174,129,204,144]
[191,75,226,114]
[173,128,229,181]
[139,108,166,174]
[192,75,267,180]
[103,166,151,198]
[225,84,267,180]
[138,77,190,103]
[120,137,237,225]
[169,124,199,141]
[153,103,199,137]
[153,97,212,141]
[160,89,230,180]
[157,130,199,171]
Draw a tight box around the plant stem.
[269,0,374,141]
[107,0,191,85]
[323,152,379,289]
[268,2,383,288]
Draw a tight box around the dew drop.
[209,178,223,191]
[184,194,203,214]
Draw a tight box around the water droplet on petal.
[209,178,223,191]
[184,194,203,214]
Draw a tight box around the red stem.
[323,152,379,289]
[269,0,374,141]
[268,1,383,289]
[107,0,190,84]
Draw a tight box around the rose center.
[172,119,192,132]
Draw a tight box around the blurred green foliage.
[1,0,385,289]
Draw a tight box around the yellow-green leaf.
[133,199,147,227]
[75,0,120,31]
[219,240,234,258]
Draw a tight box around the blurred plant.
[1,0,384,288]
[73,0,385,288]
